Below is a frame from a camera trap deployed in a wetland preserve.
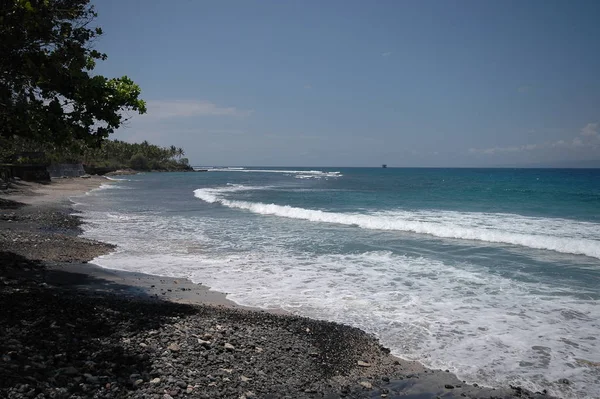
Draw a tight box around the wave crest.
[193,186,600,259]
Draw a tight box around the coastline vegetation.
[0,137,191,172]
[0,0,192,175]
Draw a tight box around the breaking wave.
[194,186,600,259]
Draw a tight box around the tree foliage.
[81,139,188,171]
[128,153,148,170]
[0,0,146,147]
[1,136,188,171]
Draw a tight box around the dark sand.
[0,177,556,398]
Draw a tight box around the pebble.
[167,343,180,351]
[224,342,235,350]
[357,360,372,367]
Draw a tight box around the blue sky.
[93,0,600,167]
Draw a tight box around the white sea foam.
[80,205,600,399]
[194,186,600,259]
[104,176,131,181]
[93,183,119,191]
[75,183,600,398]
[205,168,342,177]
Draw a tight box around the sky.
[92,0,600,167]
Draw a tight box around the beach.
[0,177,557,398]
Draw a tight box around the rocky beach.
[0,178,556,399]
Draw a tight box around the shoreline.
[0,177,556,398]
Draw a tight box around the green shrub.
[129,153,149,170]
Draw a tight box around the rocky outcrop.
[2,164,50,182]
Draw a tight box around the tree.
[0,0,146,147]
[129,153,148,170]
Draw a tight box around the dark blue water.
[74,167,600,398]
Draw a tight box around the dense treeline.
[83,140,190,171]
[0,137,191,172]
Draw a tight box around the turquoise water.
[74,167,600,398]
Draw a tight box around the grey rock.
[167,343,180,351]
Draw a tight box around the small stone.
[357,361,371,367]
[163,395,173,399]
[167,343,180,352]
[245,391,256,398]
[83,374,100,384]
[176,380,187,388]
[240,375,251,382]
[445,384,455,389]
[134,379,144,386]
[221,368,233,373]
[224,343,235,350]
[61,366,79,375]
[197,338,211,346]
[186,386,193,394]
[139,342,148,347]
[150,378,161,384]
[559,378,570,385]
[360,381,373,389]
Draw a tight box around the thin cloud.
[381,51,392,57]
[581,122,598,137]
[469,122,600,155]
[145,100,253,119]
[303,84,312,89]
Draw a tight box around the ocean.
[72,167,600,398]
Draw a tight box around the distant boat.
[382,164,387,168]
